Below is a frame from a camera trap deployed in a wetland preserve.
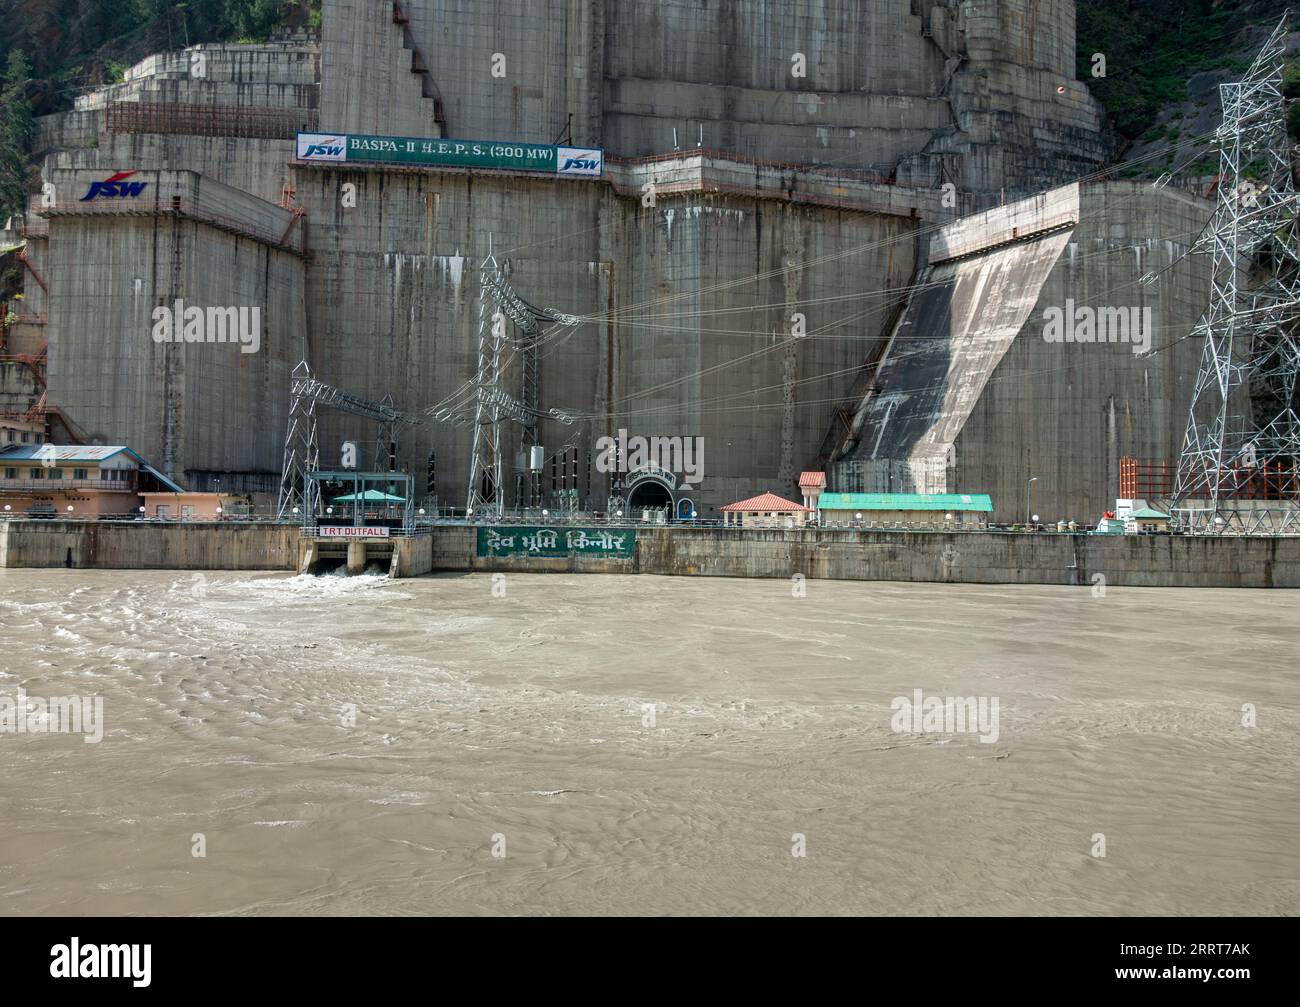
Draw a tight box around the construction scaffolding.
[106,101,317,140]
[1171,13,1300,533]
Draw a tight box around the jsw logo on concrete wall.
[296,133,347,161]
[79,171,148,201]
[557,146,603,176]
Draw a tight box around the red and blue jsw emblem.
[80,171,149,201]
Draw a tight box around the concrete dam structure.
[4,0,1209,521]
[830,182,1213,524]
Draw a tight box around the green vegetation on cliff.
[1,50,36,221]
[0,1,319,218]
[0,1,318,119]
[1077,0,1295,141]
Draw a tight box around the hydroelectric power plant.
[0,1,1211,520]
[1,1,1297,540]
[3,0,1300,931]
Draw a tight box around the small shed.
[1125,507,1170,533]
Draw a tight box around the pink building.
[0,444,182,518]
[139,492,247,520]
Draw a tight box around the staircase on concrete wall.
[391,1,446,129]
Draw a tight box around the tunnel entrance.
[626,478,673,514]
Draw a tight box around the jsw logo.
[561,158,599,171]
[80,171,148,201]
[305,143,343,157]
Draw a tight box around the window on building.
[3,467,15,479]
[73,468,88,480]
[47,468,63,480]
[5,430,13,442]
[29,468,42,480]
[21,431,30,443]
[181,505,195,519]
[155,505,170,518]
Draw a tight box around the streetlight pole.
[1026,476,1037,526]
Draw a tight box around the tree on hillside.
[0,1,317,119]
[0,49,35,224]
[225,0,286,40]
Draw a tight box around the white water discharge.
[1,569,1297,915]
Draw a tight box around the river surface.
[1,569,1297,916]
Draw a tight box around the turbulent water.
[0,568,1297,916]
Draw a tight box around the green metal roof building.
[817,492,993,512]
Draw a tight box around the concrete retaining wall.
[436,525,1300,588]
[4,521,1297,588]
[0,520,298,570]
[835,182,1212,526]
[323,0,1107,193]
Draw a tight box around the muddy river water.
[1,569,1296,915]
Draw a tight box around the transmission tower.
[1172,13,1300,533]
[275,360,431,519]
[466,255,578,516]
[277,361,321,518]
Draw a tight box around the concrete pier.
[0,519,299,570]
[294,532,433,577]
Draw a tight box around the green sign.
[350,134,555,171]
[296,132,604,177]
[477,526,635,558]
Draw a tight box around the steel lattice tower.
[276,360,321,519]
[1172,13,1300,533]
[465,255,578,517]
[276,360,431,520]
[466,258,505,516]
